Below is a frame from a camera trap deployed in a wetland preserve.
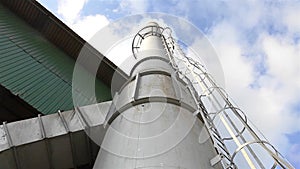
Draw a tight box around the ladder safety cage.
[132,24,165,59]
[159,28,294,169]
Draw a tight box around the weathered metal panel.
[0,101,112,169]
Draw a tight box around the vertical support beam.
[85,131,93,166]
[73,108,94,166]
[171,72,181,101]
[132,73,140,101]
[104,92,119,127]
[3,122,21,169]
[38,114,53,169]
[58,110,77,169]
[75,107,90,129]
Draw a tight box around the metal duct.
[0,101,112,169]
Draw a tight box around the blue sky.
[37,0,300,168]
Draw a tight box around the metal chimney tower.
[93,22,294,169]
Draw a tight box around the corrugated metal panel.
[0,0,129,89]
[0,3,112,115]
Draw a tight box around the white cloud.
[282,4,300,35]
[262,34,300,85]
[118,0,149,14]
[57,0,88,24]
[56,0,110,41]
[208,21,255,88]
[205,29,300,166]
[287,144,300,167]
[200,2,300,164]
[70,14,109,40]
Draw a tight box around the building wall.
[0,3,112,117]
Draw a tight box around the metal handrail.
[132,25,165,59]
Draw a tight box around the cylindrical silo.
[93,22,222,169]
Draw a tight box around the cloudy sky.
[37,0,300,167]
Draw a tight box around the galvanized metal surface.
[0,101,112,169]
[95,22,222,169]
[0,3,112,115]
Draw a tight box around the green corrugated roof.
[0,4,112,115]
